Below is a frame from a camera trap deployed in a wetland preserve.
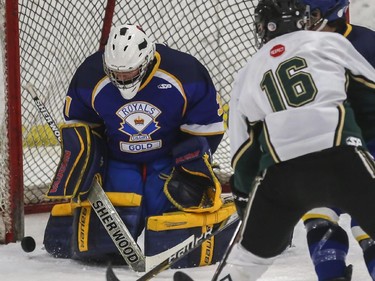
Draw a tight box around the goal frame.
[2,0,257,243]
[3,0,23,243]
[2,0,117,243]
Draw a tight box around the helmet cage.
[103,58,149,91]
[103,24,156,99]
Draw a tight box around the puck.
[21,236,36,253]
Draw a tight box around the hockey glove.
[230,175,249,220]
[47,123,107,201]
[163,137,222,213]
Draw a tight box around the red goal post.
[0,0,258,243]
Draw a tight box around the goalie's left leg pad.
[144,201,238,268]
[43,202,75,258]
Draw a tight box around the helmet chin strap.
[315,18,328,31]
[309,1,344,31]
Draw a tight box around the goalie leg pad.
[47,123,107,201]
[43,202,75,258]
[144,202,238,268]
[71,203,143,263]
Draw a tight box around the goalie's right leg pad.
[43,202,75,258]
[71,193,143,264]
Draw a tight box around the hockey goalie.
[43,24,238,268]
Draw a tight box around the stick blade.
[173,271,195,281]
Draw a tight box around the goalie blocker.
[46,123,107,201]
[44,122,115,261]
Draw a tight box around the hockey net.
[0,0,258,243]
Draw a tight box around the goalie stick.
[106,211,240,281]
[25,83,146,272]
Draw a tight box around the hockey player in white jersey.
[217,0,375,280]
[299,0,375,280]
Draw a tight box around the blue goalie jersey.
[64,44,224,163]
[346,24,375,68]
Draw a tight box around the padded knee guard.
[358,237,375,279]
[71,192,143,263]
[144,201,238,268]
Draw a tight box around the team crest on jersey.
[270,44,285,57]
[117,102,161,153]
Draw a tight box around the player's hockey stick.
[173,217,340,281]
[25,83,146,272]
[106,212,240,281]
[210,219,242,280]
[172,219,242,281]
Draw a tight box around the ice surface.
[1,0,374,280]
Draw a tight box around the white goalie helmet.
[103,24,156,99]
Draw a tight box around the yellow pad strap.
[200,226,214,266]
[77,206,91,252]
[51,192,142,216]
[147,201,236,231]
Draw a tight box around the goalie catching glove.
[163,136,222,213]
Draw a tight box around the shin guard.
[305,219,349,281]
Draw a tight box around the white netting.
[2,0,258,241]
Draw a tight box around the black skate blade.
[173,271,194,281]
